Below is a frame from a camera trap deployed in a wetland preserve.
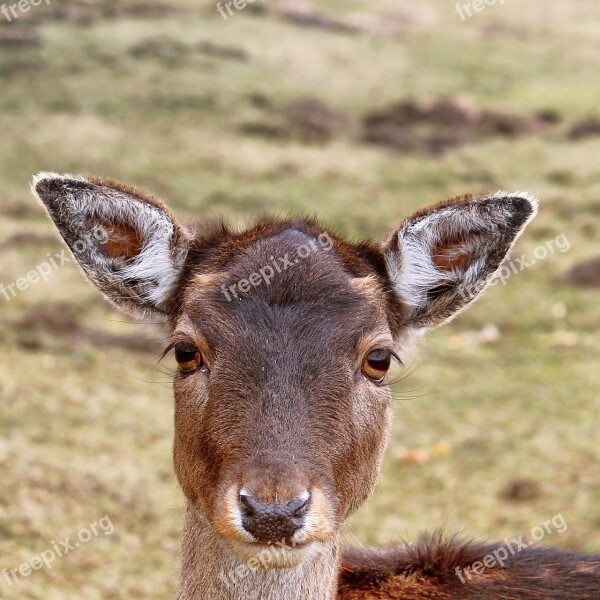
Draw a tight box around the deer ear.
[383,192,538,330]
[32,173,190,322]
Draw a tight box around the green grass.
[1,0,599,597]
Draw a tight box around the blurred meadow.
[1,0,600,598]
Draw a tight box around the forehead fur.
[172,219,403,339]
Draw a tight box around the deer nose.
[239,490,310,544]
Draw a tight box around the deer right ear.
[383,192,538,330]
[32,173,190,322]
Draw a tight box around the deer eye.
[362,349,393,383]
[174,343,203,373]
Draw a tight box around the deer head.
[34,173,537,570]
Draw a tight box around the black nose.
[239,491,310,544]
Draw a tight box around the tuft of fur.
[339,533,600,599]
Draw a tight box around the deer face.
[34,173,537,567]
[171,228,398,564]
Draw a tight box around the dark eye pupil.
[174,344,202,372]
[362,348,393,383]
[176,348,197,362]
[367,350,391,370]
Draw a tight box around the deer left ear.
[383,192,538,329]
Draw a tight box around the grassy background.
[1,0,599,598]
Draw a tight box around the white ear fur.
[32,172,189,321]
[384,192,538,329]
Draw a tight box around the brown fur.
[339,536,600,599]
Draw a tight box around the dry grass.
[1,0,599,597]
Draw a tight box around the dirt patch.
[0,232,59,251]
[241,96,350,144]
[19,1,180,27]
[130,37,190,64]
[478,109,546,136]
[240,94,554,150]
[0,29,41,48]
[278,2,364,35]
[361,97,476,154]
[60,0,175,22]
[240,122,290,141]
[567,117,600,140]
[22,302,82,335]
[0,59,44,76]
[52,6,95,26]
[500,479,543,503]
[282,97,350,142]
[198,42,248,62]
[247,93,273,109]
[130,37,248,66]
[137,92,216,111]
[561,257,600,288]
[241,1,269,16]
[16,303,161,354]
[277,3,437,36]
[117,1,175,19]
[361,97,558,154]
[536,109,563,125]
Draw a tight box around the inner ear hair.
[101,220,145,260]
[432,236,476,271]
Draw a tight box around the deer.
[33,172,600,599]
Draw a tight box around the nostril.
[239,492,262,516]
[287,491,310,517]
[239,490,311,544]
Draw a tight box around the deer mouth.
[223,537,328,569]
[211,485,338,566]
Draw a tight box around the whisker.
[133,377,174,389]
[95,318,167,326]
[139,359,178,381]
[391,390,435,404]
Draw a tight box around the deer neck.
[177,504,340,600]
